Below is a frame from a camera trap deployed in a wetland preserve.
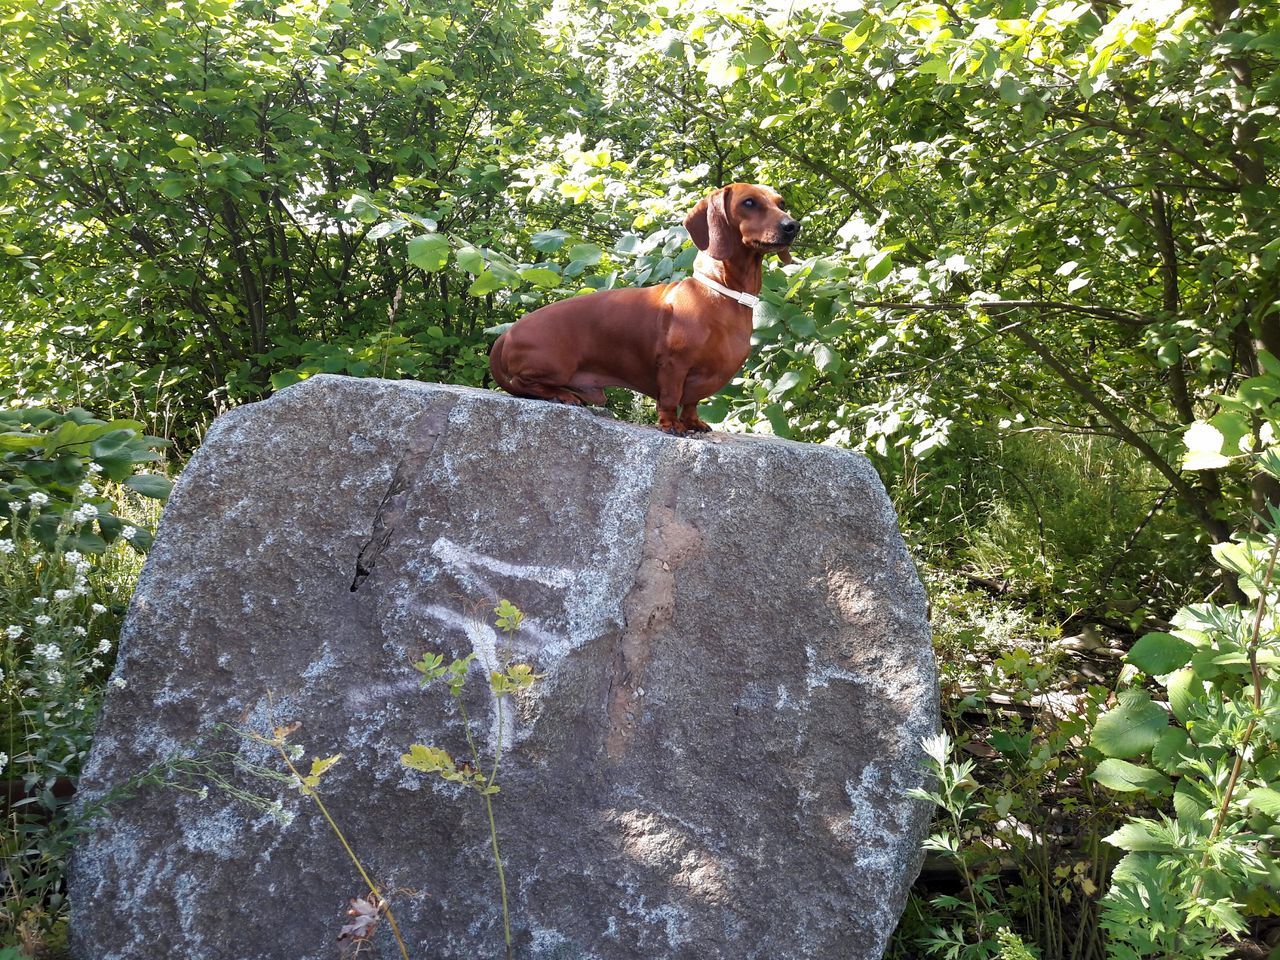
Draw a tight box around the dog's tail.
[489,332,517,395]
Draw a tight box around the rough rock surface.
[70,375,938,960]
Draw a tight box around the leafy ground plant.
[212,601,538,960]
[401,599,537,960]
[0,459,162,951]
[1092,497,1280,958]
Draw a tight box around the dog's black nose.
[780,218,801,237]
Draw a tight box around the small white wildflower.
[90,658,104,669]
[268,799,284,815]
[28,491,49,507]
[72,626,87,637]
[96,638,111,653]
[0,539,14,554]
[45,669,62,685]
[120,526,138,542]
[77,482,95,496]
[109,676,126,690]
[73,699,85,710]
[5,625,21,640]
[32,596,47,606]
[276,809,295,828]
[76,560,90,575]
[91,603,107,615]
[27,555,39,565]
[34,614,51,626]
[0,668,5,683]
[288,743,305,761]
[0,752,7,772]
[34,643,60,661]
[64,550,83,564]
[53,589,72,602]
[73,504,98,524]
[197,786,209,801]
[73,580,90,596]
[87,462,103,474]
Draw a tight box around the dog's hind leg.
[505,374,589,405]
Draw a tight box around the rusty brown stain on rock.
[605,470,702,762]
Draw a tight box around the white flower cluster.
[91,603,107,615]
[5,625,21,640]
[77,482,95,496]
[110,676,126,690]
[96,638,111,654]
[87,462,103,474]
[34,614,51,626]
[0,538,14,554]
[71,503,98,525]
[0,752,7,773]
[33,643,61,661]
[28,492,49,507]
[54,589,72,602]
[120,526,138,542]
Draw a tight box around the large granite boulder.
[70,375,938,960]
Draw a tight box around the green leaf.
[567,243,602,265]
[407,233,450,272]
[1127,632,1195,676]
[124,474,173,501]
[1173,778,1213,826]
[0,431,44,451]
[519,267,561,288]
[1091,758,1171,794]
[530,230,569,253]
[366,219,408,241]
[455,245,486,275]
[1150,728,1189,773]
[1246,786,1280,818]
[865,250,894,283]
[468,270,503,296]
[89,429,136,459]
[270,370,304,391]
[1091,689,1169,759]
[1165,668,1202,725]
[400,744,455,774]
[1104,819,1176,853]
[769,371,805,399]
[743,36,774,66]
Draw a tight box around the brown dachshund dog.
[489,183,801,434]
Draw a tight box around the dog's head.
[684,184,801,264]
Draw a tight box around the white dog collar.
[692,272,760,309]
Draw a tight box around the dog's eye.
[741,198,756,208]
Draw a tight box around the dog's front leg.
[655,359,690,434]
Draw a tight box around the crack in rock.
[350,398,456,590]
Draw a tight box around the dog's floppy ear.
[684,187,739,261]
